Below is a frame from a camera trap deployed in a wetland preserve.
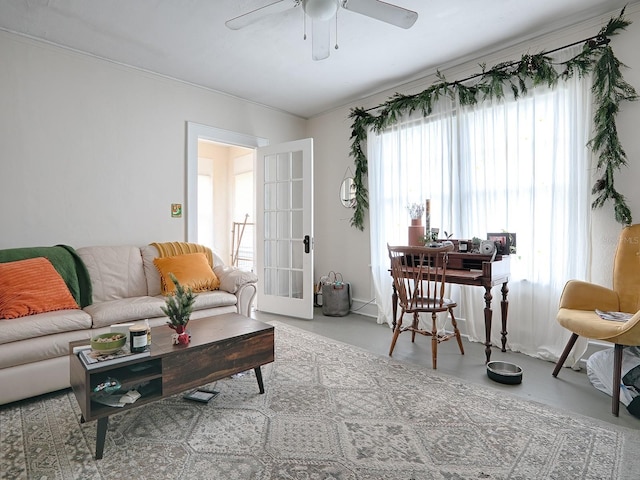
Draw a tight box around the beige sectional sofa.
[0,244,257,405]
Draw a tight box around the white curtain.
[369,97,458,328]
[368,47,593,364]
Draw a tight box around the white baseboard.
[348,298,378,318]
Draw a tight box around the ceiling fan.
[225,0,418,61]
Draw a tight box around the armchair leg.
[553,333,579,377]
[431,312,438,369]
[612,344,623,417]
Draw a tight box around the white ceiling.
[0,0,631,118]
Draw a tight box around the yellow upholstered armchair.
[552,224,640,416]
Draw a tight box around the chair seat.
[407,297,456,312]
[557,308,640,345]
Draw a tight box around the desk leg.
[500,282,509,352]
[483,286,493,364]
[391,285,398,331]
[95,416,108,460]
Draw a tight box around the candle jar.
[129,325,148,353]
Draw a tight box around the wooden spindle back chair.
[388,244,464,369]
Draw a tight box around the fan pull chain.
[335,7,339,50]
[303,9,307,40]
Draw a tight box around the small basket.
[320,272,351,317]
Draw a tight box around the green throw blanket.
[0,245,93,307]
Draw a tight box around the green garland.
[348,9,637,231]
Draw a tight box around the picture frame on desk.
[487,232,516,255]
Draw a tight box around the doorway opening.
[186,122,268,270]
[198,139,255,269]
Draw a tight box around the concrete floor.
[252,308,640,430]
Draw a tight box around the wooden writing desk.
[391,250,510,363]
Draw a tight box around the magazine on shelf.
[595,309,633,322]
[78,346,150,370]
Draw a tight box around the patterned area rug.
[2,321,639,480]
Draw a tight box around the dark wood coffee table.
[69,313,274,459]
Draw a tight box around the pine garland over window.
[347,9,637,231]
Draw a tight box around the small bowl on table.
[487,361,523,385]
[90,332,126,355]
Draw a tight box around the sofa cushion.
[153,253,220,294]
[0,308,92,345]
[190,290,238,310]
[142,245,227,296]
[77,246,148,302]
[0,328,96,369]
[0,245,93,308]
[141,245,163,297]
[213,265,258,294]
[151,291,236,314]
[84,296,167,329]
[0,257,80,319]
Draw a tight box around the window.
[368,62,592,362]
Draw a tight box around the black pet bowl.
[487,361,523,385]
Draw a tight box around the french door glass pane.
[292,243,303,269]
[277,182,290,210]
[278,240,291,268]
[277,211,290,239]
[265,154,277,182]
[292,210,303,239]
[277,269,290,296]
[292,270,303,299]
[265,183,276,210]
[264,268,276,295]
[277,153,290,181]
[292,179,303,209]
[265,212,276,239]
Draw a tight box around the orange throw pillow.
[0,257,79,319]
[153,253,220,295]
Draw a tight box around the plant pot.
[169,324,191,344]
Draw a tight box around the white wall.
[0,31,306,249]
[2,5,639,316]
[307,3,640,314]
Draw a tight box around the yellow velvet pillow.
[153,253,220,295]
[0,257,79,319]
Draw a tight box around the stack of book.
[76,346,150,370]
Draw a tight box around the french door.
[255,139,314,319]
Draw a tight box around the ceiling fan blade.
[225,0,296,30]
[342,0,418,29]
[311,18,331,61]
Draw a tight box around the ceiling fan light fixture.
[303,0,338,21]
[226,0,418,61]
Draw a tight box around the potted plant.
[161,273,197,344]
[406,202,425,224]
[407,202,426,246]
